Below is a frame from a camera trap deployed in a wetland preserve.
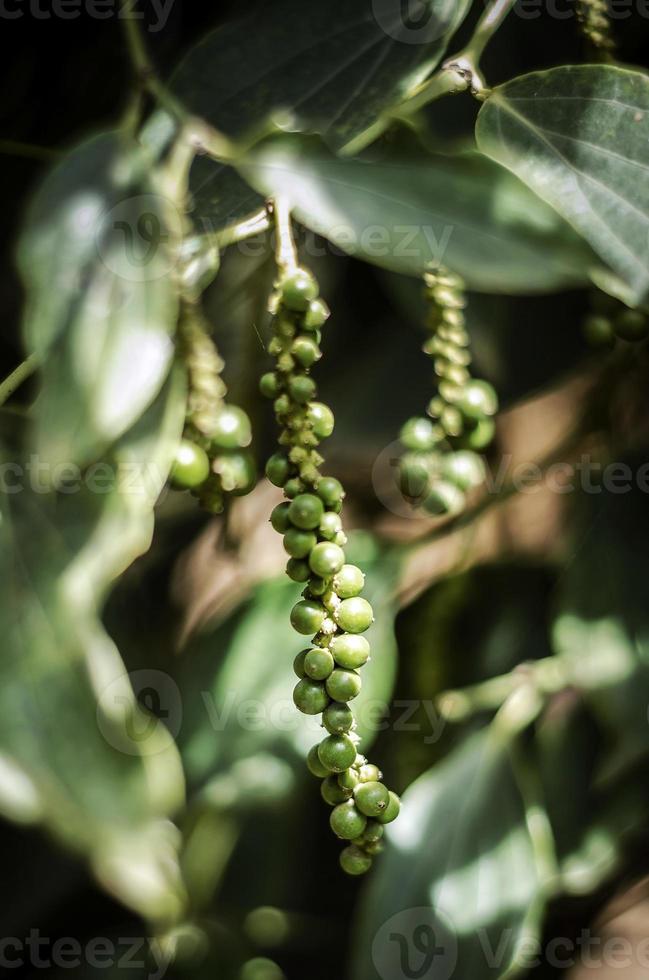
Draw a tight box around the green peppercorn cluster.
[583,293,649,350]
[576,0,615,57]
[398,266,498,518]
[261,266,400,876]
[170,307,256,510]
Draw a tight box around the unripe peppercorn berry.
[211,405,252,449]
[286,558,311,583]
[333,564,365,599]
[309,542,346,578]
[288,493,324,530]
[270,502,291,534]
[304,648,335,681]
[283,528,317,559]
[317,477,345,507]
[354,780,390,817]
[322,701,354,734]
[293,649,308,678]
[423,480,465,517]
[335,597,374,634]
[340,844,372,876]
[318,734,357,773]
[319,512,343,540]
[459,417,495,451]
[330,801,367,840]
[280,269,319,312]
[259,372,280,399]
[401,417,439,452]
[170,441,210,490]
[330,633,370,669]
[614,309,649,342]
[362,821,384,844]
[359,764,382,783]
[293,679,329,715]
[291,336,321,368]
[376,791,401,824]
[290,599,326,635]
[266,453,290,487]
[288,375,317,404]
[284,477,304,499]
[307,402,335,439]
[442,451,485,492]
[304,298,329,330]
[321,776,352,806]
[326,668,362,702]
[338,768,360,790]
[457,380,498,420]
[307,744,330,778]
[214,452,256,495]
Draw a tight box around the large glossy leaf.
[353,731,545,980]
[476,65,649,305]
[241,136,597,293]
[171,0,472,229]
[18,132,181,469]
[0,375,187,922]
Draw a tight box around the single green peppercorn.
[284,528,318,559]
[288,375,317,404]
[293,679,329,715]
[290,599,326,635]
[338,768,360,790]
[293,650,308,678]
[211,405,252,449]
[330,801,367,840]
[323,701,354,734]
[317,477,345,507]
[307,402,335,439]
[321,776,352,805]
[270,502,291,534]
[457,380,498,420]
[330,633,371,669]
[333,564,365,599]
[399,454,431,500]
[280,269,319,312]
[307,744,330,778]
[376,791,401,824]
[288,493,324,530]
[326,668,362,702]
[304,298,330,330]
[441,451,486,492]
[308,576,327,596]
[340,844,372,876]
[170,440,210,490]
[459,416,495,451]
[259,372,281,399]
[334,597,374,634]
[400,417,439,452]
[362,821,384,844]
[284,477,304,499]
[213,451,256,495]
[304,648,335,681]
[359,764,382,783]
[364,841,384,856]
[318,734,357,773]
[422,480,465,517]
[583,315,616,349]
[309,541,346,578]
[291,336,321,368]
[266,453,290,487]
[319,512,343,540]
[286,559,311,583]
[354,780,390,817]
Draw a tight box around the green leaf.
[172,0,472,153]
[240,136,597,293]
[476,65,649,305]
[0,375,187,923]
[18,132,181,469]
[171,0,473,229]
[353,731,544,980]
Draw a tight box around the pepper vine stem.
[0,353,40,408]
[272,198,299,275]
[443,0,519,98]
